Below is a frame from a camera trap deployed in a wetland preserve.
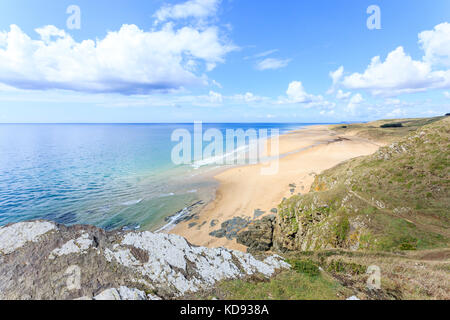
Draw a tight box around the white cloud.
[244,49,279,60]
[232,92,266,103]
[0,23,235,94]
[208,90,223,103]
[256,58,291,71]
[154,0,221,24]
[386,108,407,118]
[276,81,328,108]
[211,79,222,88]
[444,91,450,98]
[336,89,351,100]
[419,22,450,67]
[254,49,279,58]
[327,66,344,94]
[346,93,364,113]
[285,81,315,103]
[342,47,439,96]
[336,23,450,97]
[320,110,335,116]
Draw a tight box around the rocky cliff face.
[0,221,289,300]
[237,215,275,253]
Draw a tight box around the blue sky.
[0,0,449,123]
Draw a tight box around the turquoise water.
[0,123,312,230]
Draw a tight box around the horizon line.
[0,121,348,125]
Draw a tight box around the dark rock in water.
[210,219,219,227]
[122,224,141,231]
[162,201,204,226]
[209,217,251,240]
[44,210,78,225]
[209,229,226,238]
[237,215,276,253]
[253,209,265,219]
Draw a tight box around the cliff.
[0,221,289,300]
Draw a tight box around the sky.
[0,0,449,123]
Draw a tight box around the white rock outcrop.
[0,220,290,300]
[94,287,147,300]
[105,231,290,296]
[49,233,94,259]
[0,221,56,255]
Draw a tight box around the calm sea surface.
[0,123,317,230]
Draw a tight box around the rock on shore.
[0,221,289,300]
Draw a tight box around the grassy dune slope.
[331,116,446,143]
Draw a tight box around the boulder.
[237,215,276,253]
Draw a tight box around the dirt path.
[349,190,450,238]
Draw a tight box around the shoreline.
[169,124,383,251]
[152,124,311,233]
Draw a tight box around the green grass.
[218,271,348,300]
[287,259,320,277]
[330,116,446,143]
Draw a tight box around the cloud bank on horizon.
[0,0,449,122]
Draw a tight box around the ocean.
[0,123,314,231]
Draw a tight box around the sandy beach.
[170,125,384,251]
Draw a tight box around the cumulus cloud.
[341,47,439,96]
[276,81,329,108]
[0,23,235,94]
[336,23,450,97]
[285,81,316,103]
[255,58,291,71]
[327,66,344,94]
[336,89,351,100]
[419,22,450,67]
[154,0,221,24]
[346,93,364,113]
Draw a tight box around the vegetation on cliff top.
[194,248,450,300]
[276,116,449,252]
